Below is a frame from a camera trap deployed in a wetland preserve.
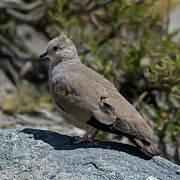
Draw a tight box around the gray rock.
[0,68,15,98]
[168,6,180,33]
[16,24,48,57]
[166,6,180,42]
[0,128,179,180]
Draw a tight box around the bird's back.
[50,60,160,157]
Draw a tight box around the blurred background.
[0,0,179,164]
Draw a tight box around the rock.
[166,6,180,42]
[168,6,180,33]
[0,110,85,138]
[0,68,15,97]
[16,24,48,57]
[0,128,179,180]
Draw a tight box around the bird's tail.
[131,138,161,157]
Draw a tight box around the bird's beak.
[40,51,48,59]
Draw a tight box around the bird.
[40,34,160,157]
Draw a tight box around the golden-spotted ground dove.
[40,34,160,157]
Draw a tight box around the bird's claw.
[73,136,94,144]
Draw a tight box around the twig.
[89,14,104,31]
[69,0,116,16]
[165,0,171,34]
[133,91,148,108]
[0,0,42,12]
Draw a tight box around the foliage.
[44,0,180,162]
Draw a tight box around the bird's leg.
[90,128,99,141]
[74,127,95,144]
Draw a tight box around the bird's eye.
[53,46,58,51]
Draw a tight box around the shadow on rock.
[20,128,152,160]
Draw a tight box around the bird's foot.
[73,127,99,144]
[73,136,94,144]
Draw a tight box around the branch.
[6,9,44,24]
[164,0,171,34]
[0,34,29,59]
[0,59,20,84]
[87,0,116,12]
[69,0,116,16]
[0,0,42,12]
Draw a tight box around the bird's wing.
[51,63,153,143]
[98,96,154,142]
[51,63,112,124]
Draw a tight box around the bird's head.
[40,34,78,63]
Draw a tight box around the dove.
[40,34,160,157]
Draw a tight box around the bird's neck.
[49,57,81,72]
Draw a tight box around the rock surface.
[0,128,179,180]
